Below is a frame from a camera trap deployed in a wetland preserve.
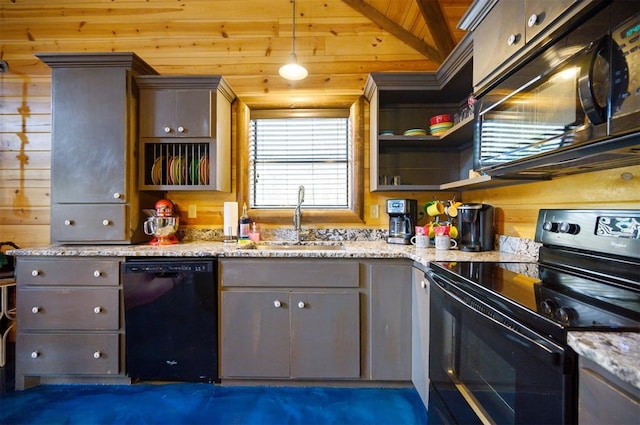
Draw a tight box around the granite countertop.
[7,240,536,269]
[568,332,640,390]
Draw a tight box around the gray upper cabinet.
[472,0,525,89]
[364,35,476,191]
[37,53,158,244]
[140,88,214,138]
[465,0,591,91]
[524,0,578,42]
[136,76,235,192]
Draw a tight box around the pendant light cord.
[292,0,297,55]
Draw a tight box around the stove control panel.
[535,209,640,259]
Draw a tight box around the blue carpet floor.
[0,383,428,425]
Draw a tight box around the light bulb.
[279,53,308,81]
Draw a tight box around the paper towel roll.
[223,202,238,237]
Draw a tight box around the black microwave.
[475,1,640,178]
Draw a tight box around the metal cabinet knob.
[31,351,40,358]
[507,34,518,46]
[31,306,41,314]
[273,300,282,308]
[298,301,305,309]
[164,126,172,133]
[527,13,539,27]
[93,351,102,359]
[177,126,185,133]
[113,192,122,199]
[420,280,427,289]
[31,269,40,277]
[64,219,73,226]
[102,219,111,226]
[93,306,102,314]
[93,270,102,278]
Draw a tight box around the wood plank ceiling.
[0,0,472,103]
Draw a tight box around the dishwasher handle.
[122,261,214,274]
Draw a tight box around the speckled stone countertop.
[568,332,640,390]
[6,240,536,269]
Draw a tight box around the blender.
[143,199,180,245]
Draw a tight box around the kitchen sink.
[241,241,344,251]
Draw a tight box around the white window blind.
[249,115,351,209]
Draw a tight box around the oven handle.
[426,270,565,366]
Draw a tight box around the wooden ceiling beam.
[416,0,456,59]
[341,0,444,63]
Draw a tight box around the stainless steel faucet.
[293,185,305,240]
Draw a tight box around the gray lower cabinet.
[15,257,127,389]
[411,265,430,407]
[220,259,360,380]
[578,357,640,424]
[366,260,412,381]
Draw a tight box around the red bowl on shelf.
[430,114,452,125]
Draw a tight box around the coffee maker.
[386,199,418,245]
[458,203,494,251]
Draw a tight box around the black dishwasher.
[122,259,217,383]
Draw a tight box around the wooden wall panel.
[462,165,640,240]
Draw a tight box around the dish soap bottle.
[239,202,251,240]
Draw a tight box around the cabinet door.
[139,89,175,137]
[175,90,212,137]
[368,262,411,380]
[51,67,128,203]
[139,89,211,138]
[473,0,525,88]
[220,291,289,378]
[290,291,360,379]
[412,267,430,408]
[525,0,576,42]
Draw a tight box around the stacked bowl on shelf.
[429,114,453,136]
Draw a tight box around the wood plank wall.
[1,0,639,249]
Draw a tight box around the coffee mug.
[411,234,429,249]
[435,235,457,250]
[426,202,444,217]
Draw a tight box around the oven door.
[427,271,576,425]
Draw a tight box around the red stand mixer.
[143,199,179,245]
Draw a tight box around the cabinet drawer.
[17,257,121,286]
[220,259,360,287]
[18,288,120,330]
[51,204,128,243]
[17,333,120,375]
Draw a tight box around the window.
[249,110,352,209]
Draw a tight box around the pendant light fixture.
[279,0,308,80]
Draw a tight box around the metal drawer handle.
[102,219,111,226]
[113,192,122,199]
[177,126,185,133]
[527,13,539,27]
[93,270,102,278]
[507,33,519,46]
[164,126,172,133]
[31,351,40,358]
[420,280,427,289]
[31,306,41,314]
[64,219,74,226]
[93,351,102,359]
[31,269,41,277]
[274,300,282,308]
[298,301,305,309]
[93,306,102,314]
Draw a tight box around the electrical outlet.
[370,204,379,219]
[188,204,197,218]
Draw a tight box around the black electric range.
[426,209,639,425]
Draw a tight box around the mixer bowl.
[144,216,179,244]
